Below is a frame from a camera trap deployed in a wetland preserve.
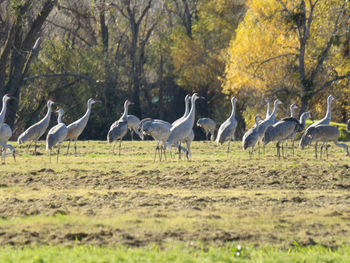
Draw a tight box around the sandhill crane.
[242,115,261,157]
[0,94,14,125]
[290,104,298,118]
[309,95,334,128]
[300,125,348,159]
[18,99,55,154]
[197,118,216,141]
[46,108,68,162]
[347,119,349,133]
[127,115,144,140]
[262,112,311,159]
[166,93,204,159]
[107,100,133,155]
[0,124,16,163]
[65,98,98,155]
[139,118,173,161]
[300,95,335,148]
[265,98,271,119]
[256,99,282,152]
[215,97,237,155]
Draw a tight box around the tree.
[223,0,350,119]
[0,0,57,127]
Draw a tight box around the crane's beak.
[129,102,134,105]
[94,100,102,103]
[10,96,17,100]
[200,96,205,100]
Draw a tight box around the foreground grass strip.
[0,245,350,263]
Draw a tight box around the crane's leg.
[325,142,329,160]
[66,140,71,155]
[74,139,77,156]
[206,132,209,141]
[227,141,231,156]
[163,144,167,161]
[315,142,318,159]
[34,140,38,155]
[178,142,182,160]
[57,143,61,163]
[49,149,52,163]
[113,141,116,154]
[27,141,34,154]
[131,130,134,141]
[154,142,159,162]
[320,143,324,160]
[257,141,260,154]
[118,139,122,156]
[292,139,295,156]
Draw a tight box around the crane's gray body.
[0,95,11,125]
[197,117,216,141]
[300,124,348,159]
[216,97,237,145]
[262,112,310,158]
[46,108,67,150]
[166,94,202,152]
[127,114,144,140]
[257,99,282,142]
[0,123,15,162]
[18,100,54,147]
[107,100,132,155]
[242,115,261,156]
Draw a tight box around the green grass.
[1,244,350,263]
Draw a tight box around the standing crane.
[197,118,216,141]
[46,107,68,162]
[166,93,204,159]
[215,97,237,155]
[127,115,144,140]
[262,112,311,159]
[265,98,271,119]
[65,98,98,155]
[256,99,282,152]
[107,100,133,155]
[0,124,16,163]
[18,99,55,154]
[242,115,261,158]
[0,94,14,125]
[300,95,335,148]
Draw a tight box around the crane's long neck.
[81,102,92,123]
[266,101,271,119]
[290,105,295,118]
[184,98,190,118]
[187,97,197,126]
[270,102,279,119]
[44,103,52,123]
[324,99,332,122]
[299,113,309,130]
[0,98,8,124]
[57,111,64,124]
[255,117,260,126]
[121,103,128,120]
[230,100,236,119]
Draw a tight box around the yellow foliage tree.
[223,0,350,121]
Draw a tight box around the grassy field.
[0,140,349,262]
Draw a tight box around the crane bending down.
[127,115,144,140]
[242,115,261,158]
[18,99,55,154]
[197,118,216,141]
[0,124,16,163]
[65,98,98,155]
[166,93,204,159]
[300,125,348,159]
[0,94,14,125]
[107,100,133,155]
[139,118,172,161]
[262,112,311,159]
[46,108,68,162]
[215,97,237,155]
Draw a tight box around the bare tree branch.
[313,74,350,95]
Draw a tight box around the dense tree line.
[0,0,348,140]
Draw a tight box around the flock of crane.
[0,93,349,163]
